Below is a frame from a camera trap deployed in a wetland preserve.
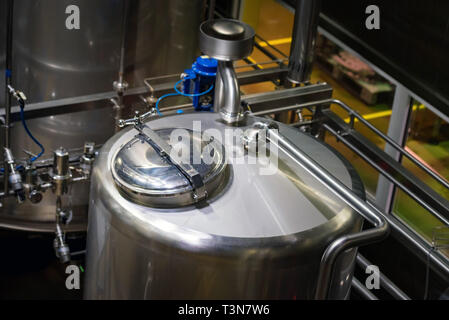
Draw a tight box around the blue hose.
[154,77,214,116]
[1,97,45,173]
[19,101,45,162]
[174,77,214,97]
[155,93,180,116]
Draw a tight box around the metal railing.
[251,98,449,191]
[352,277,379,300]
[258,124,389,299]
[251,97,449,299]
[330,99,449,191]
[251,98,449,226]
[356,253,410,300]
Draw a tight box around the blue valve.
[182,56,217,112]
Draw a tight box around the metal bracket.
[118,109,157,128]
[135,124,207,203]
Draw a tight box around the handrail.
[250,98,449,192]
[322,123,449,278]
[356,254,411,300]
[330,99,449,191]
[260,124,389,299]
[352,277,379,300]
[323,123,449,226]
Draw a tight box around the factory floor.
[238,0,449,246]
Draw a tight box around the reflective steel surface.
[1,0,204,104]
[199,19,255,61]
[287,0,321,83]
[112,128,228,208]
[85,112,364,299]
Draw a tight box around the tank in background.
[0,0,205,231]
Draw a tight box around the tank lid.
[111,127,228,208]
[199,19,255,61]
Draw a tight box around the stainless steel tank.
[84,112,364,299]
[0,0,204,231]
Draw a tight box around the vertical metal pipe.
[287,0,321,84]
[3,0,14,195]
[215,61,241,123]
[53,148,70,178]
[118,0,130,85]
[375,85,412,213]
[208,0,216,20]
[230,0,242,20]
[113,0,130,132]
[52,147,70,197]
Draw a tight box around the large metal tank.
[0,0,204,231]
[84,112,364,299]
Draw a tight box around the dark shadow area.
[0,230,85,300]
